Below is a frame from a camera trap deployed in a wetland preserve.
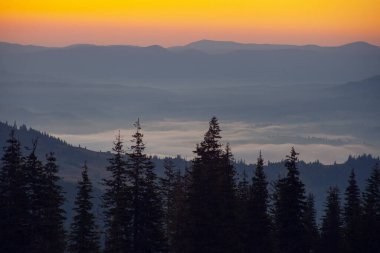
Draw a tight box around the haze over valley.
[1,40,379,163]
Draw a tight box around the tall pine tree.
[303,194,319,253]
[273,147,308,253]
[361,163,380,253]
[237,169,250,252]
[69,162,100,253]
[159,158,177,251]
[170,168,187,253]
[126,119,166,253]
[25,140,47,253]
[184,117,238,253]
[246,152,273,253]
[40,152,66,253]
[103,132,130,253]
[343,169,362,253]
[0,128,30,253]
[319,187,343,253]
[218,144,239,252]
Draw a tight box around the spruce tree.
[103,132,130,253]
[41,152,66,253]
[69,162,100,253]
[25,140,46,253]
[273,147,307,253]
[0,129,30,253]
[361,163,380,252]
[159,158,177,251]
[343,169,362,253]
[126,119,166,253]
[218,144,239,252]
[237,169,249,206]
[237,169,250,252]
[170,168,187,253]
[185,117,238,253]
[303,194,319,253]
[246,152,273,253]
[319,187,343,253]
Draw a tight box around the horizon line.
[1,39,379,49]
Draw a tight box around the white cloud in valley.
[52,119,379,164]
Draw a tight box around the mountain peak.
[339,41,380,50]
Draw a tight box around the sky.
[1,0,380,46]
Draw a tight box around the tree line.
[0,117,379,253]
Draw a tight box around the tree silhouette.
[361,163,380,252]
[0,129,29,253]
[184,117,238,253]
[159,158,177,251]
[273,147,307,253]
[40,152,66,253]
[25,140,47,253]
[320,187,343,253]
[102,132,130,253]
[69,162,100,253]
[303,194,319,253]
[126,119,166,253]
[343,169,362,253]
[246,152,273,253]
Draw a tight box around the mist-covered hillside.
[1,121,379,218]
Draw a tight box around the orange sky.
[0,0,379,46]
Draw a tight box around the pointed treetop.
[285,147,300,176]
[257,151,264,166]
[205,116,221,139]
[288,147,299,160]
[134,118,141,131]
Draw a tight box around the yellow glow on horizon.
[0,0,379,46]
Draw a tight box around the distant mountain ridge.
[170,39,380,54]
[1,40,379,84]
[2,40,379,54]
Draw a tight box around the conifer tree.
[218,144,239,252]
[343,169,362,253]
[170,168,187,253]
[237,169,249,205]
[273,147,307,253]
[103,132,130,253]
[126,119,166,253]
[361,163,380,253]
[185,117,238,253]
[25,140,47,253]
[319,187,343,253]
[303,194,319,253]
[35,152,66,253]
[237,169,250,252]
[246,152,273,253]
[160,158,177,251]
[40,152,66,253]
[0,129,30,253]
[69,162,100,253]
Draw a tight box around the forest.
[0,117,379,253]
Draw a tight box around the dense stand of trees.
[0,129,66,253]
[1,118,380,252]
